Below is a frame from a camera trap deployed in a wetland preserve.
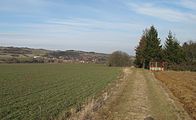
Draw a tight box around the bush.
[108,51,131,67]
[167,62,196,71]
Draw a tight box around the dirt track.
[94,68,192,120]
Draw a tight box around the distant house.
[149,61,166,71]
[33,56,41,59]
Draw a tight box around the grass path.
[94,68,191,120]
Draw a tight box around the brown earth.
[154,71,196,120]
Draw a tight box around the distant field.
[0,63,121,120]
[155,71,196,120]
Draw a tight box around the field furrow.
[0,64,121,119]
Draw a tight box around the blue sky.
[0,0,196,55]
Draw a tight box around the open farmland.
[0,63,121,120]
[154,71,196,120]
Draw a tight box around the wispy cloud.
[46,18,144,33]
[126,2,196,23]
[0,0,47,13]
[0,15,146,39]
[0,17,143,54]
[179,0,196,10]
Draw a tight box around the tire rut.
[93,68,191,120]
[121,69,150,120]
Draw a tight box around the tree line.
[135,26,196,71]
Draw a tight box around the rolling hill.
[0,46,109,63]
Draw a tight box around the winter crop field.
[0,63,121,120]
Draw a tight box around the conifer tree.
[145,26,162,63]
[135,26,162,68]
[135,30,147,68]
[164,31,185,64]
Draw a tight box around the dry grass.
[154,71,196,120]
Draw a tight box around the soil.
[154,71,196,120]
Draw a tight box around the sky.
[0,0,196,55]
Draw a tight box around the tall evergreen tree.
[144,26,162,68]
[135,30,147,68]
[164,31,185,64]
[135,26,162,68]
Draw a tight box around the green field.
[0,63,121,120]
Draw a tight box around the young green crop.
[0,63,121,120]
